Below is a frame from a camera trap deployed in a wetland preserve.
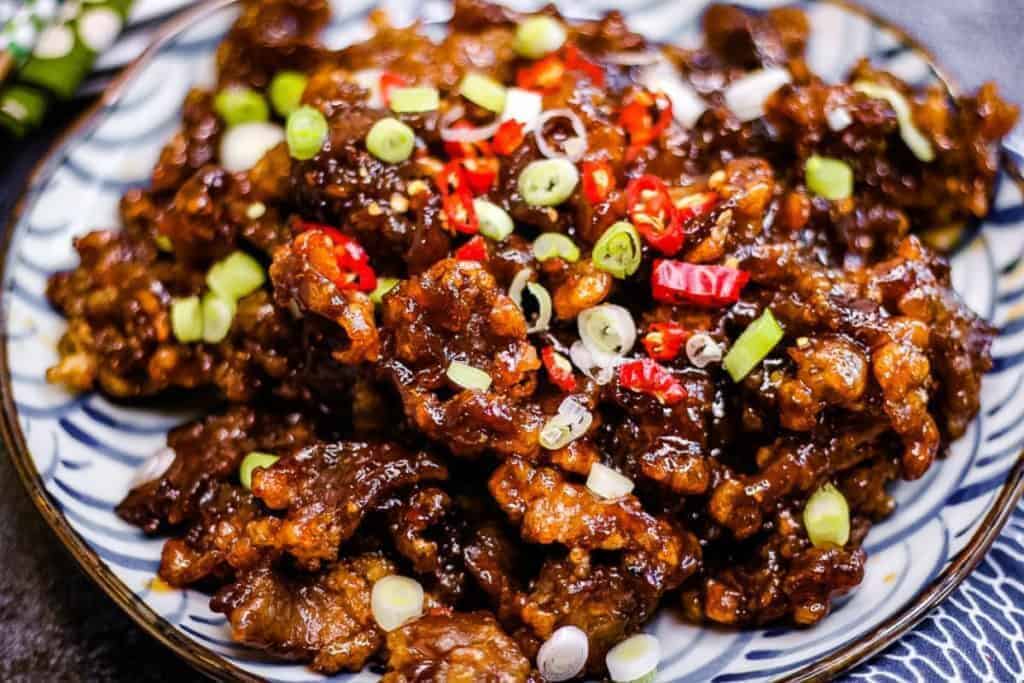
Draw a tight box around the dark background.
[0,1,1021,681]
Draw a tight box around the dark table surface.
[0,1,1021,681]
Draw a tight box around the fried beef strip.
[245,441,448,568]
[381,611,536,683]
[211,553,394,673]
[117,406,315,533]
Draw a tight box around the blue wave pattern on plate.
[3,1,1024,681]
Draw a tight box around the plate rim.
[1,1,1022,681]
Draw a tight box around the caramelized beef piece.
[380,259,543,457]
[215,0,329,89]
[45,229,210,397]
[382,611,534,683]
[270,230,381,363]
[158,484,264,587]
[151,89,223,195]
[388,487,468,601]
[490,458,699,589]
[212,554,394,673]
[117,407,315,533]
[696,508,865,626]
[246,441,448,568]
[520,555,661,673]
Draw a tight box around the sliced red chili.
[455,235,488,262]
[292,223,377,293]
[461,157,499,195]
[619,90,673,161]
[582,160,615,204]
[437,160,479,234]
[542,346,577,391]
[444,121,494,159]
[650,259,750,307]
[618,358,686,405]
[493,119,526,156]
[642,321,690,361]
[379,71,410,107]
[627,175,684,255]
[564,44,605,87]
[676,191,720,223]
[517,54,566,92]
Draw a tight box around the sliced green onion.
[510,269,553,334]
[458,72,507,113]
[446,360,492,391]
[207,251,266,301]
[805,154,853,200]
[366,117,416,164]
[578,304,636,360]
[370,277,400,304]
[540,396,593,450]
[533,233,580,263]
[525,282,553,333]
[803,483,850,548]
[518,158,579,207]
[475,199,515,241]
[286,105,329,160]
[853,80,935,162]
[586,462,635,499]
[723,308,784,382]
[239,451,279,490]
[201,293,236,343]
[606,634,660,683]
[537,625,588,682]
[269,71,308,117]
[389,86,440,113]
[514,16,567,59]
[371,575,425,631]
[214,87,269,127]
[592,221,642,278]
[170,296,202,343]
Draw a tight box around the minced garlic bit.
[390,192,410,213]
[367,201,383,216]
[246,201,267,220]
[407,179,430,196]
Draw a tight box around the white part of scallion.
[586,462,635,500]
[606,633,660,683]
[803,483,851,548]
[371,575,424,631]
[724,67,791,122]
[539,396,593,450]
[446,360,492,391]
[537,625,589,681]
[578,304,637,364]
[219,121,285,172]
[128,447,175,489]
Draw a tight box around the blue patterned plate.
[2,1,1023,681]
